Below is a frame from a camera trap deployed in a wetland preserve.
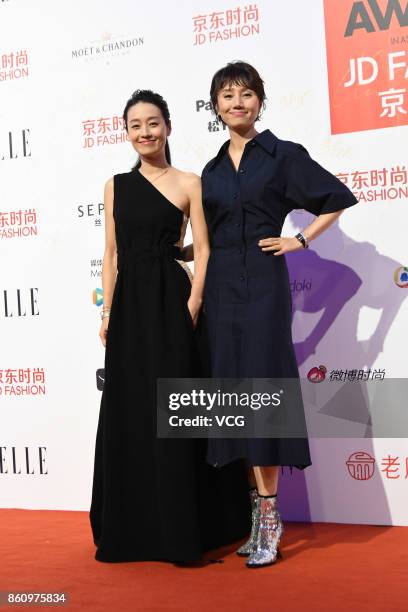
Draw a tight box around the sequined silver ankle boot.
[237,488,260,556]
[246,495,283,568]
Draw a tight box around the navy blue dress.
[202,129,358,468]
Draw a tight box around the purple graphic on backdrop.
[287,212,407,369]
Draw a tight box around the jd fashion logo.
[0,50,29,82]
[0,209,38,239]
[0,367,46,397]
[324,0,408,133]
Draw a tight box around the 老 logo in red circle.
[346,451,376,481]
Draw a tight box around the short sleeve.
[285,144,358,216]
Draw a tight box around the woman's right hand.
[181,243,194,262]
[99,317,109,347]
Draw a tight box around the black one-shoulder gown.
[90,170,250,563]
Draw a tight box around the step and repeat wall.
[1,0,407,525]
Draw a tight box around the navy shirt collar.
[206,129,279,171]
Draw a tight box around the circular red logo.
[346,451,375,480]
[307,365,327,383]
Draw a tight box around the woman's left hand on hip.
[258,236,303,256]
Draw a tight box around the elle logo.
[1,288,39,317]
[0,446,48,475]
[0,129,31,160]
[345,0,408,36]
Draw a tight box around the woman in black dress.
[90,89,250,563]
[201,62,358,567]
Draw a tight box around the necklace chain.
[147,167,170,183]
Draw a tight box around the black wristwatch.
[295,232,309,249]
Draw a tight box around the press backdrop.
[1,0,407,525]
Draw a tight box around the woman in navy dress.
[201,62,358,567]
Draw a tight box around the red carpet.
[1,509,407,611]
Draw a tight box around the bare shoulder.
[180,170,200,183]
[174,170,201,200]
[173,168,200,186]
[104,177,114,215]
[105,176,114,192]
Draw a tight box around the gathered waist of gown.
[117,242,182,270]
